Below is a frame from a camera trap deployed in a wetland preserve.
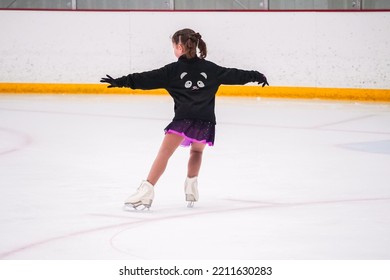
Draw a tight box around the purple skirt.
[164,119,215,147]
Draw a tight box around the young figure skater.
[101,28,268,209]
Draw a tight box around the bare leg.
[187,142,206,178]
[146,133,183,186]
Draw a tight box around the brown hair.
[171,28,207,59]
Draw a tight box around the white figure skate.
[185,177,199,208]
[124,181,154,210]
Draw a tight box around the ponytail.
[172,28,207,59]
[196,33,207,59]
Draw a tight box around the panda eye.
[197,81,205,88]
[185,81,192,88]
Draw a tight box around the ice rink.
[0,93,389,260]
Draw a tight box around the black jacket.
[116,55,263,124]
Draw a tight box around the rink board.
[0,83,389,102]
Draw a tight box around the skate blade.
[186,194,197,202]
[123,204,152,212]
[187,201,195,208]
[186,194,197,208]
[124,199,152,211]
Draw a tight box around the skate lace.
[137,182,152,195]
[137,185,146,193]
[186,181,197,194]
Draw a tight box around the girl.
[101,28,268,209]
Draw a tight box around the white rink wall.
[0,10,389,89]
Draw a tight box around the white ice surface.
[0,94,389,260]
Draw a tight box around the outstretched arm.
[100,66,170,90]
[216,66,269,87]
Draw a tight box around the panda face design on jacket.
[180,72,207,91]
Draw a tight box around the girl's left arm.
[215,65,269,87]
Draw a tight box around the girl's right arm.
[100,64,172,90]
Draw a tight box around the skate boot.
[124,180,154,210]
[184,176,199,208]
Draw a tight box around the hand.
[258,73,269,87]
[100,74,120,88]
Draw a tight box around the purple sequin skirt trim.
[164,119,215,147]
